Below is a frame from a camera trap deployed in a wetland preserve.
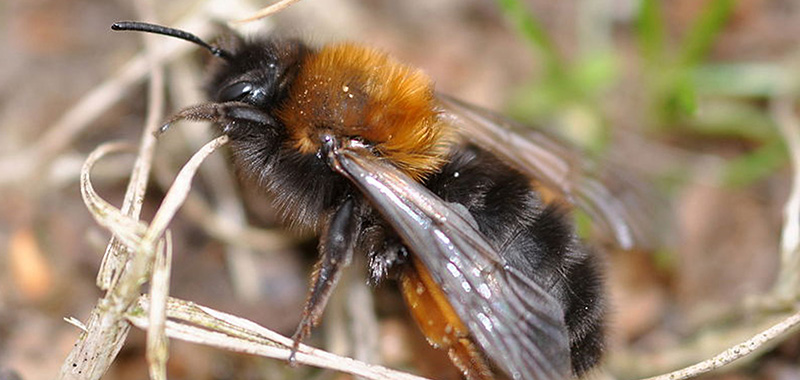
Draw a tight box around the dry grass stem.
[772,95,800,298]
[60,136,230,380]
[150,173,296,251]
[97,0,167,294]
[128,296,430,380]
[136,134,228,379]
[641,310,800,380]
[232,0,303,24]
[80,142,148,249]
[146,135,230,239]
[60,141,144,380]
[146,233,172,380]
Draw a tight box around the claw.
[288,322,311,366]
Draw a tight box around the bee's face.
[207,39,309,110]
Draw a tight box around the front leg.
[289,196,358,363]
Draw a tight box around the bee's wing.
[438,94,655,251]
[328,145,571,380]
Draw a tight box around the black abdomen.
[424,145,606,376]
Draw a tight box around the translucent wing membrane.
[327,143,571,380]
[437,94,656,251]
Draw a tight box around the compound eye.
[218,81,255,102]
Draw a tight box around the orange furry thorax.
[276,43,451,180]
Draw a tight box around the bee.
[112,21,652,380]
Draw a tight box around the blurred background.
[1,0,799,379]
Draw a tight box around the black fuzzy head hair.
[205,35,311,110]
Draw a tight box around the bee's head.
[111,21,307,143]
[205,36,308,111]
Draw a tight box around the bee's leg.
[365,231,408,285]
[289,196,358,363]
[400,257,494,380]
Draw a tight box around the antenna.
[111,21,233,60]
